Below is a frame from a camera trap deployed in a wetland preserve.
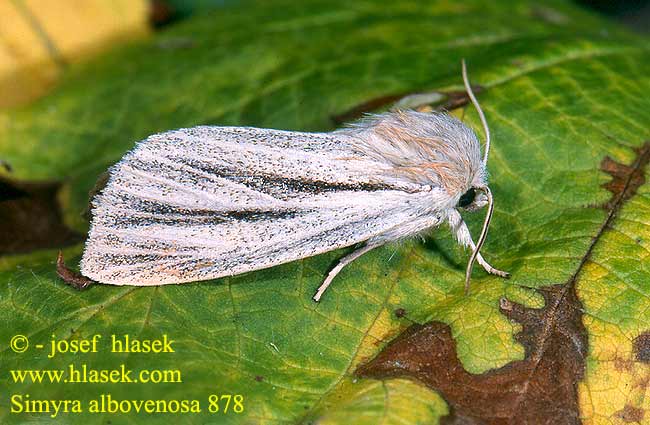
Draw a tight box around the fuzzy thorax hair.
[341,110,486,197]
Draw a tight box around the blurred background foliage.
[1,0,648,109]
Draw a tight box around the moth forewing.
[79,126,435,287]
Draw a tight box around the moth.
[62,60,509,301]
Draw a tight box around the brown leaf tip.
[56,251,94,290]
[355,322,458,380]
[499,284,588,360]
[600,142,650,210]
[633,332,650,363]
[615,404,645,423]
[356,284,587,424]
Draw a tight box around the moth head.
[456,186,488,212]
[460,59,498,293]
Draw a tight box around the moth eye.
[457,188,476,208]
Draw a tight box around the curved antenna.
[465,186,494,294]
[461,59,490,164]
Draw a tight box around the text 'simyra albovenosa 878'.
[67,60,509,301]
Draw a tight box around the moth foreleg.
[447,210,509,278]
[313,242,382,302]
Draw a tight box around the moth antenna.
[461,59,491,165]
[465,186,494,294]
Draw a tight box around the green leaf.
[1,0,649,423]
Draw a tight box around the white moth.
[74,60,509,301]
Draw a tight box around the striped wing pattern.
[80,126,431,285]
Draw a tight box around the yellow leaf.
[0,0,149,108]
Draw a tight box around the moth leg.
[56,251,95,290]
[447,210,509,278]
[313,243,382,302]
